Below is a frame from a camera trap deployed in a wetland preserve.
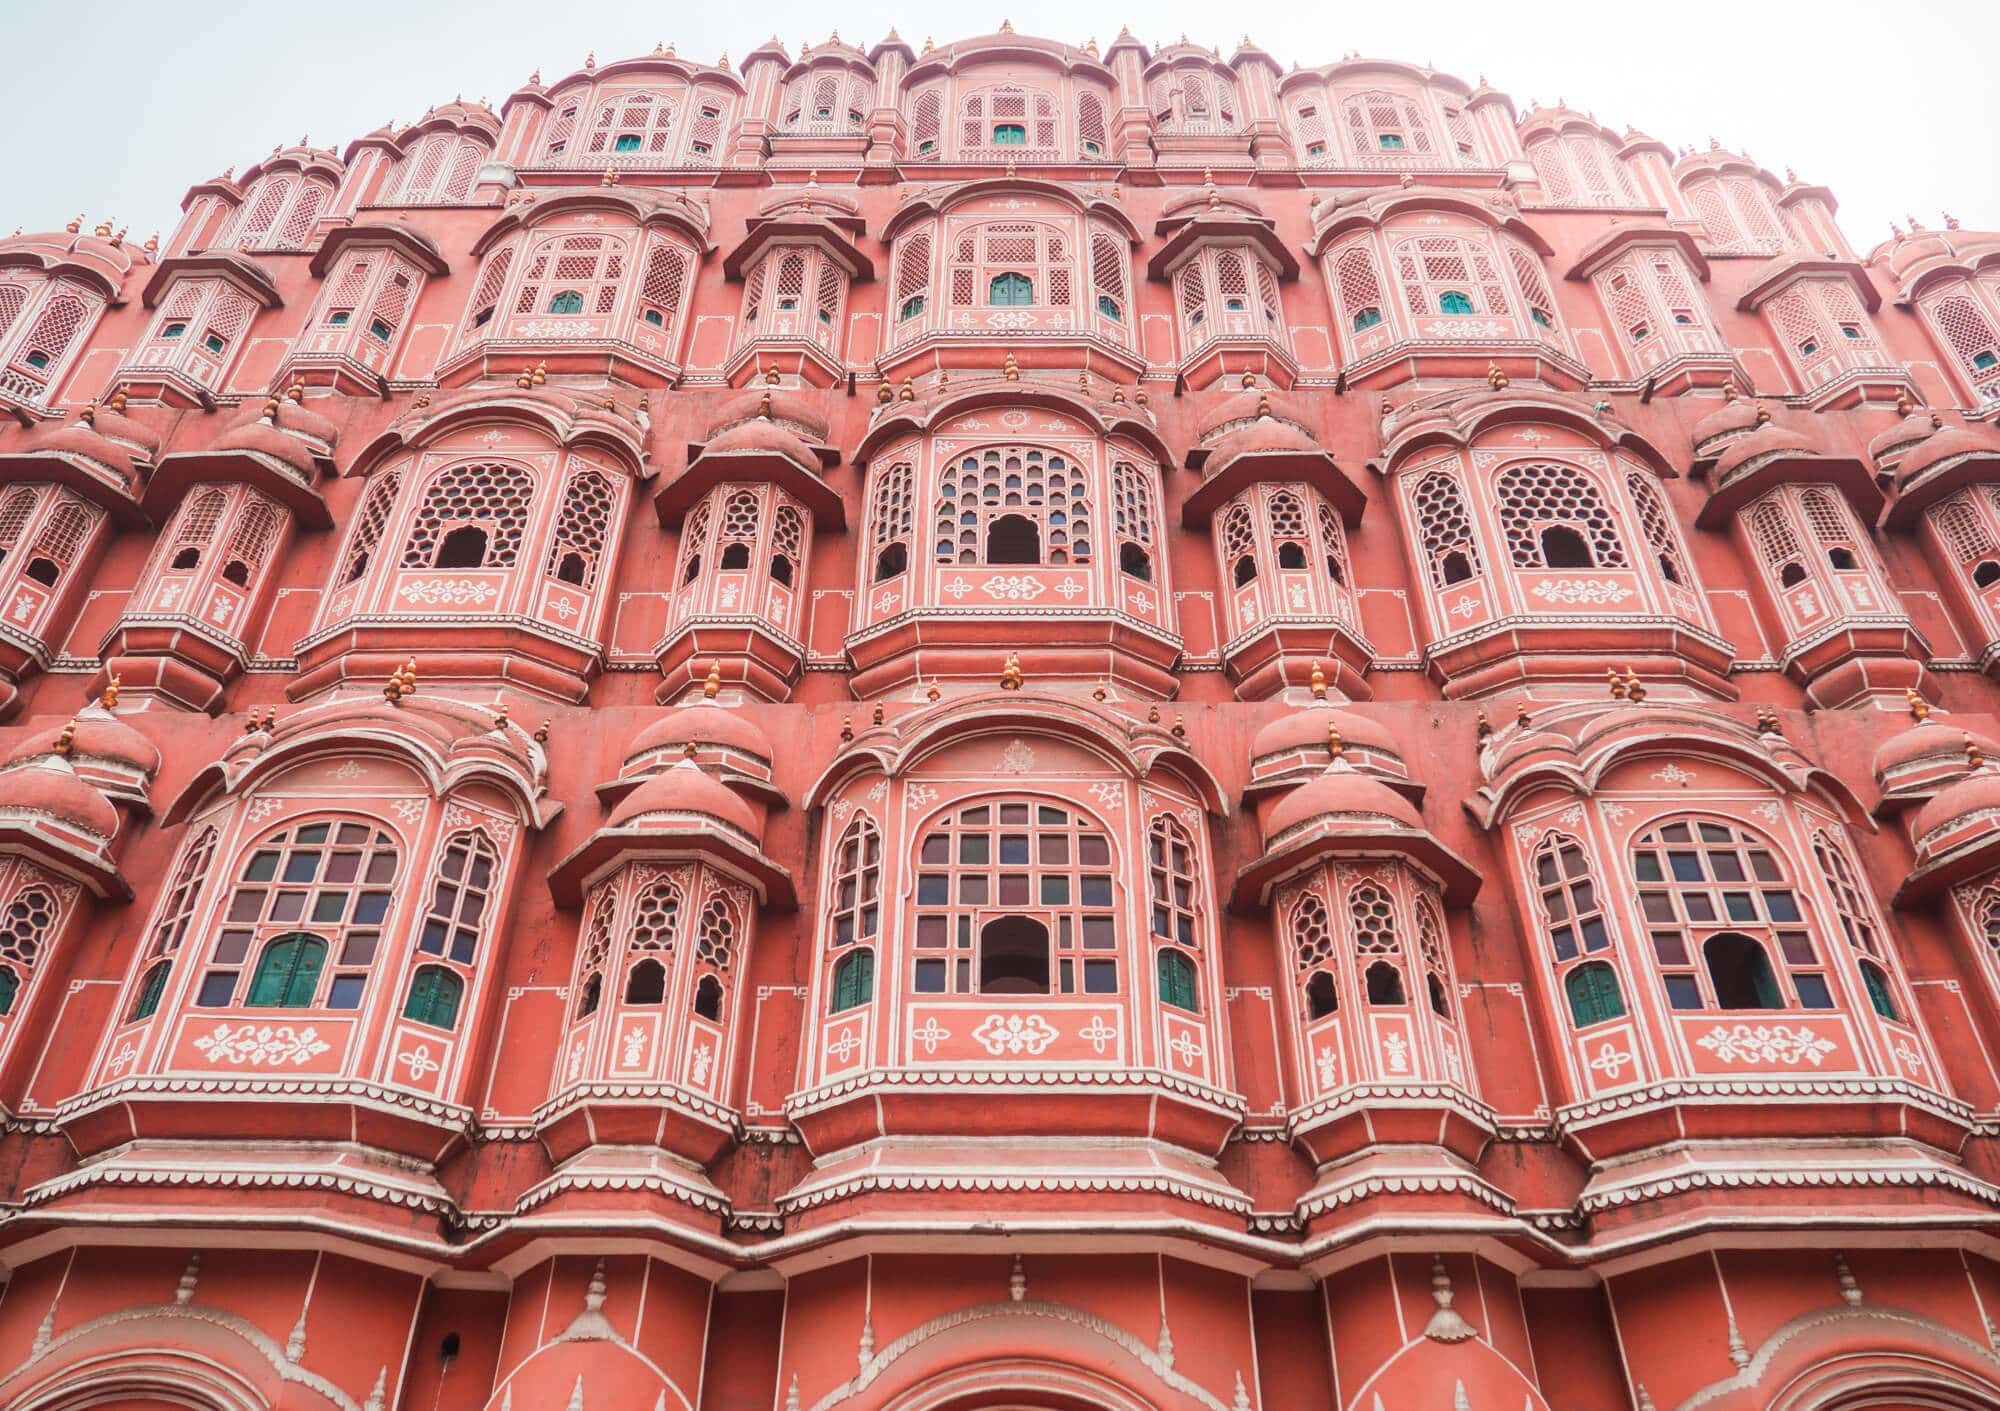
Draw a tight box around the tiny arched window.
[989,272,1034,306]
[0,966,17,1017]
[1120,542,1152,581]
[875,543,908,581]
[403,965,464,1029]
[694,973,723,1021]
[993,123,1027,145]
[25,558,59,587]
[221,559,249,587]
[719,542,751,571]
[1427,972,1450,1019]
[1157,949,1198,1012]
[556,551,587,585]
[1097,295,1122,320]
[549,291,585,314]
[1305,970,1337,1019]
[246,934,328,1008]
[980,915,1051,994]
[1441,551,1472,585]
[831,948,874,1012]
[1977,351,2000,371]
[1438,291,1474,314]
[1704,932,1783,1010]
[130,960,171,1021]
[1974,560,2000,587]
[1860,960,1897,1020]
[624,957,667,1005]
[172,547,201,570]
[163,322,188,339]
[1827,546,1858,571]
[986,514,1041,565]
[1352,307,1382,331]
[772,554,795,586]
[1540,524,1594,568]
[576,972,602,1018]
[1276,541,1308,570]
[1234,554,1258,587]
[900,295,926,321]
[1565,960,1625,1027]
[1365,960,1405,1005]
[434,525,489,569]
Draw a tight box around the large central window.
[933,446,1093,567]
[913,801,1117,996]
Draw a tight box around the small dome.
[1206,414,1324,467]
[700,415,821,471]
[707,385,829,443]
[1869,404,1940,465]
[1691,394,1767,456]
[1252,706,1397,763]
[1197,382,1310,441]
[1898,422,2000,484]
[3,755,119,839]
[606,758,761,839]
[1873,718,1995,784]
[1263,761,1422,845]
[28,421,142,489]
[1914,765,2000,850]
[9,704,160,778]
[214,414,319,478]
[1710,418,1817,483]
[626,704,775,768]
[84,397,163,460]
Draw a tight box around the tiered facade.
[4,26,2000,1411]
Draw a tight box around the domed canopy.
[607,758,762,836]
[1883,418,2000,528]
[1248,705,1414,800]
[8,700,160,811]
[657,388,843,529]
[1898,764,2000,904]
[1873,718,1996,811]
[1696,415,1878,529]
[1182,391,1364,528]
[1232,761,1477,909]
[145,392,336,528]
[551,758,794,908]
[0,398,155,519]
[605,703,781,805]
[1690,392,1768,465]
[1264,761,1424,841]
[1869,402,1940,468]
[0,753,129,898]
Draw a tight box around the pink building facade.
[0,25,1998,1411]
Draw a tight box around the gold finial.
[876,382,893,404]
[1624,668,1645,703]
[1241,370,1257,389]
[77,401,96,427]
[1754,406,1771,425]
[1003,351,1020,381]
[1327,723,1344,758]
[1515,700,1530,728]
[683,739,699,759]
[897,379,916,402]
[1896,392,1912,415]
[702,660,722,698]
[1172,714,1187,739]
[1005,156,1017,177]
[534,719,551,743]
[601,166,620,186]
[1476,708,1492,740]
[999,16,1014,31]
[286,378,305,404]
[100,675,120,709]
[1969,732,1985,770]
[584,49,597,68]
[1146,703,1161,724]
[1000,653,1024,691]
[53,720,76,758]
[144,232,159,253]
[108,386,128,413]
[840,715,855,742]
[110,227,126,248]
[1310,660,1327,700]
[93,220,113,238]
[1256,391,1271,418]
[1722,378,1739,402]
[1607,666,1627,699]
[532,360,546,386]
[65,214,82,234]
[926,676,941,703]
[261,706,276,733]
[1908,686,1929,722]
[1486,361,1508,390]
[1092,679,1107,702]
[516,368,534,389]
[765,363,781,386]
[260,397,281,424]
[872,701,885,726]
[1110,386,1126,404]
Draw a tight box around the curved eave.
[595,766,786,810]
[722,218,875,282]
[1896,838,2000,908]
[469,194,713,258]
[1893,243,2000,304]
[1181,448,1366,528]
[141,254,282,311]
[882,178,1142,244]
[308,224,451,279]
[1378,402,1678,481]
[654,448,845,528]
[1695,451,1879,530]
[1563,224,1709,282]
[349,399,647,479]
[902,44,1114,88]
[1309,195,1555,259]
[0,825,129,901]
[0,249,128,303]
[1146,217,1298,282]
[540,56,748,101]
[0,449,146,524]
[546,825,793,909]
[1884,449,2000,529]
[1229,828,1479,913]
[853,388,1171,465]
[1736,257,1881,314]
[146,449,332,529]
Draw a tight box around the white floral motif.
[1754,801,1783,822]
[911,1016,951,1055]
[1513,429,1550,445]
[971,1012,1059,1056]
[999,739,1036,773]
[1079,1015,1117,1055]
[1696,1023,1837,1066]
[689,1043,714,1085]
[398,578,499,607]
[1448,593,1480,620]
[398,1044,441,1082]
[619,1026,647,1068]
[193,1023,331,1067]
[1053,577,1085,600]
[1088,781,1123,809]
[1652,764,1696,785]
[1314,1045,1339,1087]
[873,588,901,615]
[393,798,425,824]
[718,582,740,609]
[907,783,939,808]
[866,780,888,803]
[105,1039,139,1077]
[830,798,852,821]
[1529,579,1635,607]
[1165,1028,1205,1069]
[1599,802,1632,825]
[330,761,366,781]
[1380,1030,1410,1075]
[566,1038,587,1082]
[1587,1041,1633,1081]
[979,576,1049,602]
[825,1028,864,1064]
[1129,588,1156,614]
[1890,1036,1925,1074]
[246,798,283,824]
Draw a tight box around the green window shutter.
[1565,962,1625,1027]
[1157,950,1198,1013]
[404,966,464,1028]
[250,935,327,1008]
[132,962,170,1021]
[1862,964,1898,1021]
[1749,947,1782,1009]
[833,950,874,1012]
[0,966,18,1017]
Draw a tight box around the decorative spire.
[1624,667,1645,703]
[872,701,885,727]
[1000,653,1024,691]
[703,661,722,698]
[535,719,551,744]
[1310,660,1327,700]
[1423,1256,1477,1341]
[926,677,941,703]
[1607,666,1627,700]
[1835,1254,1863,1305]
[100,675,121,709]
[584,50,597,69]
[1157,1314,1175,1366]
[601,166,620,186]
[1003,351,1021,381]
[1232,1371,1251,1411]
[175,1252,201,1304]
[1726,1309,1749,1370]
[897,379,916,402]
[286,1304,308,1362]
[1172,714,1187,739]
[1476,709,1493,742]
[1486,361,1508,390]
[1008,1253,1027,1301]
[365,1368,388,1411]
[1327,722,1344,759]
[53,720,76,758]
[785,1376,800,1411]
[560,1258,620,1341]
[857,1311,875,1369]
[1908,685,1930,722]
[840,715,854,742]
[1148,703,1162,724]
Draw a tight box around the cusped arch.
[468,189,712,259]
[344,386,648,482]
[882,178,1142,247]
[855,383,1170,466]
[480,1335,693,1411]
[804,694,1226,816]
[808,1299,1232,1411]
[1679,1303,2000,1411]
[1376,386,1678,481]
[1309,189,1554,259]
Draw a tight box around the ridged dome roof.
[1870,404,1940,464]
[1710,418,1817,482]
[214,414,319,477]
[1692,393,1766,452]
[626,704,775,766]
[1898,422,2000,483]
[1252,707,1397,762]
[701,415,821,469]
[9,706,160,778]
[606,759,762,838]
[1263,762,1423,844]
[1914,766,2000,848]
[3,756,119,839]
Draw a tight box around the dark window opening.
[989,272,1034,306]
[172,547,201,570]
[831,949,874,1012]
[1326,554,1344,584]
[221,559,250,587]
[1704,932,1783,1010]
[1427,972,1451,1019]
[1365,960,1405,1005]
[130,961,171,1021]
[1277,541,1308,570]
[1658,552,1681,585]
[772,554,795,587]
[1120,543,1152,581]
[874,543,908,581]
[1157,949,1199,1012]
[1564,961,1626,1027]
[1976,560,2000,588]
[368,319,392,341]
[624,958,666,1005]
[24,558,59,587]
[1440,549,1473,585]
[979,916,1050,995]
[1540,524,1594,569]
[1861,961,1898,1020]
[434,525,489,569]
[694,974,723,1021]
[1305,970,1337,1020]
[555,551,587,585]
[719,542,751,571]
[1233,554,1258,587]
[576,972,602,1018]
[1779,562,1808,588]
[683,554,702,585]
[986,514,1040,565]
[346,552,369,583]
[1827,546,1858,571]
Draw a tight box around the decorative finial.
[601,166,620,186]
[65,214,83,234]
[1969,733,1985,770]
[535,719,551,744]
[1516,700,1530,728]
[1004,351,1020,381]
[1000,653,1024,691]
[100,675,120,709]
[1835,1254,1863,1306]
[1754,405,1771,426]
[584,49,597,68]
[872,700,885,726]
[1907,685,1929,722]
[175,1253,201,1305]
[840,715,854,742]
[1476,709,1492,740]
[1092,679,1108,702]
[1172,714,1187,739]
[703,661,722,699]
[1147,704,1161,724]
[1423,1256,1477,1341]
[1624,668,1645,703]
[876,382,893,405]
[1310,660,1327,699]
[53,720,77,758]
[898,379,916,402]
[926,677,940,703]
[1486,361,1508,390]
[1327,723,1343,758]
[1608,666,1627,699]
[1008,1253,1027,1301]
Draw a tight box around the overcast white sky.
[5,0,1994,251]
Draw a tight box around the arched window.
[1415,896,1453,1020]
[1564,960,1625,1027]
[1921,286,2000,402]
[246,934,328,1008]
[1627,473,1692,587]
[1222,501,1258,587]
[1495,463,1627,570]
[546,468,617,590]
[417,831,498,967]
[388,131,487,205]
[933,446,1092,567]
[511,231,629,323]
[947,222,1071,317]
[0,885,55,1016]
[1413,468,1482,588]
[909,87,943,158]
[986,514,1040,563]
[459,244,516,343]
[891,230,934,328]
[1534,833,1610,963]
[695,889,737,978]
[829,817,881,949]
[1112,461,1162,580]
[1290,891,1337,1018]
[1148,815,1201,949]
[199,820,397,1010]
[1077,92,1109,157]
[1633,818,1828,1011]
[403,965,464,1028]
[676,499,710,589]
[580,88,683,161]
[718,488,761,572]
[772,504,804,588]
[1528,133,1640,207]
[912,801,1117,996]
[401,462,535,570]
[573,898,615,1019]
[1350,884,1405,1005]
[958,85,1058,158]
[624,957,667,1004]
[340,472,400,586]
[990,272,1034,306]
[1394,235,1510,319]
[1860,961,1898,1020]
[831,949,874,1012]
[870,461,914,581]
[1342,91,1438,158]
[128,829,217,1021]
[694,974,724,1021]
